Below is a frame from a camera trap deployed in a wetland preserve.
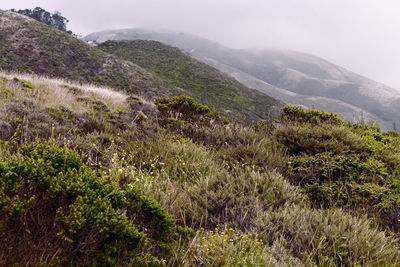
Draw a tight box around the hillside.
[1,71,400,265]
[97,40,282,120]
[0,12,172,99]
[84,28,400,131]
[0,11,281,122]
[2,9,400,266]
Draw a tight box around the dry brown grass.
[0,71,129,115]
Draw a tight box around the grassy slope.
[97,40,283,121]
[1,71,399,266]
[0,71,147,142]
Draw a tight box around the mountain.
[0,11,281,122]
[2,10,400,266]
[84,28,400,131]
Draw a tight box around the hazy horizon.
[2,0,400,91]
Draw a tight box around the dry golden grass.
[0,71,129,115]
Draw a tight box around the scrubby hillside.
[0,10,281,122]
[97,40,282,121]
[1,71,399,266]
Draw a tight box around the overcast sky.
[3,0,400,90]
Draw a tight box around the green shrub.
[155,95,227,126]
[281,105,343,125]
[275,106,400,234]
[275,124,367,156]
[156,95,211,121]
[0,141,186,265]
[217,126,287,171]
[287,152,362,184]
[306,181,400,232]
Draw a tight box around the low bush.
[281,105,343,125]
[275,105,400,234]
[275,124,368,156]
[0,141,188,265]
[156,95,228,126]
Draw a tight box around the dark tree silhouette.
[10,7,75,36]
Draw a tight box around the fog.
[3,0,400,90]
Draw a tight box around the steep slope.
[84,28,400,131]
[0,11,281,122]
[97,40,282,120]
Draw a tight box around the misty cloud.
[2,0,400,90]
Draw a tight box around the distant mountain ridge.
[84,28,400,131]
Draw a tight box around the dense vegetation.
[97,40,282,122]
[1,73,399,265]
